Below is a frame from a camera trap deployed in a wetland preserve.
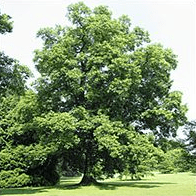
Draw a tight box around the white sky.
[1,0,195,121]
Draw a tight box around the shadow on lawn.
[94,181,176,190]
[0,178,176,195]
[0,177,82,195]
[56,178,176,191]
[0,187,47,195]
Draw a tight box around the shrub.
[0,169,30,188]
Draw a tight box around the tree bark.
[79,152,97,185]
[79,174,97,185]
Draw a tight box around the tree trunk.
[79,174,97,185]
[79,152,97,186]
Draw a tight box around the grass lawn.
[1,173,195,196]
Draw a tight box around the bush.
[158,148,189,173]
[0,169,30,188]
[27,154,60,186]
[0,144,59,187]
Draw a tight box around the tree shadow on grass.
[0,187,47,195]
[0,178,177,194]
[0,185,82,195]
[0,177,82,195]
[55,182,82,190]
[94,181,176,190]
[56,177,176,191]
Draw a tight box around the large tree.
[33,2,187,184]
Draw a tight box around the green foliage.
[0,91,61,187]
[154,137,191,173]
[0,169,30,188]
[0,91,39,149]
[184,121,196,153]
[0,12,32,98]
[0,52,32,98]
[157,148,190,174]
[141,91,188,138]
[60,107,160,181]
[34,2,187,136]
[0,138,59,187]
[35,111,78,148]
[0,144,56,171]
[0,11,13,34]
[184,121,196,172]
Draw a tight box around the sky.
[1,0,195,122]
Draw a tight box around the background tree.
[0,12,47,187]
[33,2,188,185]
[0,10,79,188]
[0,91,74,187]
[156,141,190,174]
[0,11,31,98]
[0,11,13,34]
[184,121,196,153]
[183,120,196,172]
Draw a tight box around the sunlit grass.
[1,173,195,196]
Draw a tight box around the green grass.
[1,173,195,196]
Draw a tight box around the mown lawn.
[1,173,195,196]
